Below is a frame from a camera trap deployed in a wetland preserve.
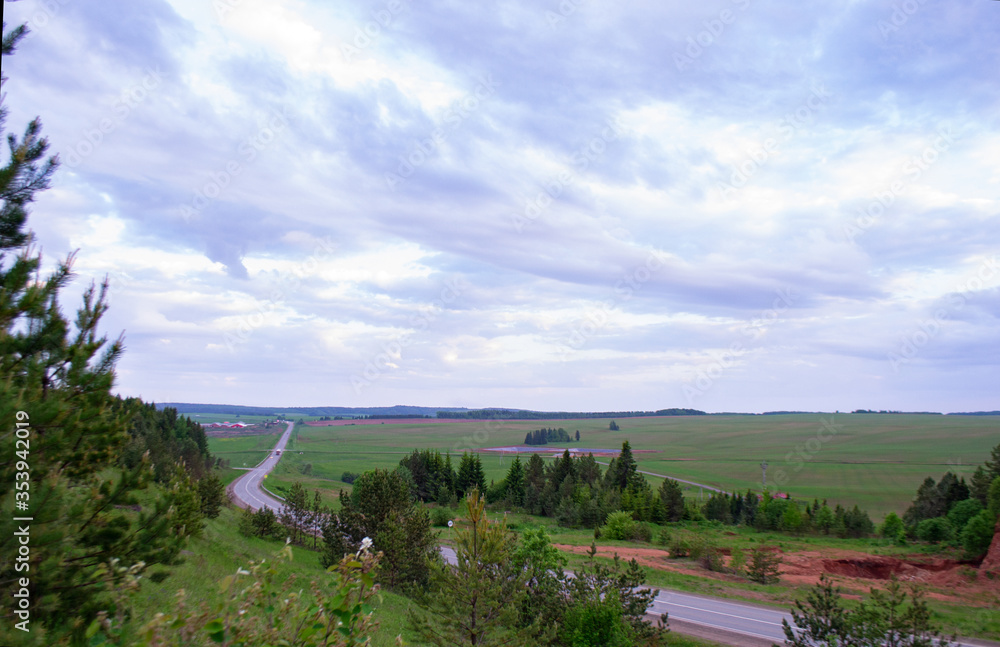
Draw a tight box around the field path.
[593,460,727,493]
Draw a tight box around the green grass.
[223,414,998,519]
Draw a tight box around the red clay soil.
[553,542,1000,608]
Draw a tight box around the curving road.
[231,422,992,647]
[230,420,294,512]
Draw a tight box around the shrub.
[947,498,983,532]
[656,528,672,546]
[431,506,452,527]
[699,547,726,572]
[961,510,996,558]
[601,511,637,540]
[668,537,691,559]
[916,517,953,543]
[561,591,633,647]
[341,471,359,484]
[631,523,653,543]
[729,547,747,575]
[879,512,905,542]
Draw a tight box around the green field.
[208,413,999,520]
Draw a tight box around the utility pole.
[761,460,768,490]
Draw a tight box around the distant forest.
[436,408,706,420]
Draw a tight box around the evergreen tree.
[658,479,685,522]
[986,441,1000,481]
[408,489,545,646]
[970,466,992,506]
[322,468,436,590]
[504,456,525,507]
[575,429,580,442]
[0,24,197,641]
[524,453,546,514]
[279,481,311,546]
[605,441,637,491]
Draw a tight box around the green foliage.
[988,476,1000,519]
[916,517,953,544]
[0,25,198,641]
[781,574,955,647]
[523,427,572,446]
[118,399,212,482]
[960,510,996,559]
[407,489,546,646]
[601,510,638,540]
[946,499,983,533]
[238,506,281,539]
[196,473,226,519]
[323,468,437,591]
[561,591,633,647]
[102,541,383,646]
[566,543,668,643]
[341,471,359,484]
[430,506,452,527]
[728,547,747,576]
[746,547,782,584]
[879,512,906,544]
[609,420,620,431]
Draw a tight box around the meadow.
[207,413,999,519]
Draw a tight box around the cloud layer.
[3,0,998,411]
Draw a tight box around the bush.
[879,512,905,542]
[341,471,359,484]
[238,506,280,539]
[961,510,996,558]
[699,547,726,572]
[601,511,637,540]
[656,528,672,546]
[668,537,691,559]
[729,547,747,575]
[631,523,653,543]
[947,498,983,532]
[916,517,953,543]
[431,506,453,528]
[561,591,633,647]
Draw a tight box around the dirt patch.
[552,542,1000,609]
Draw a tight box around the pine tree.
[504,456,525,507]
[408,489,543,645]
[0,23,202,642]
[986,442,1000,482]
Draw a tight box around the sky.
[2,0,999,413]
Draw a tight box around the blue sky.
[3,0,998,412]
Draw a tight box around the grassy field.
[207,413,999,520]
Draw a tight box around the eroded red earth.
[553,542,1000,608]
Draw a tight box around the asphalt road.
[230,420,294,512]
[231,423,992,647]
